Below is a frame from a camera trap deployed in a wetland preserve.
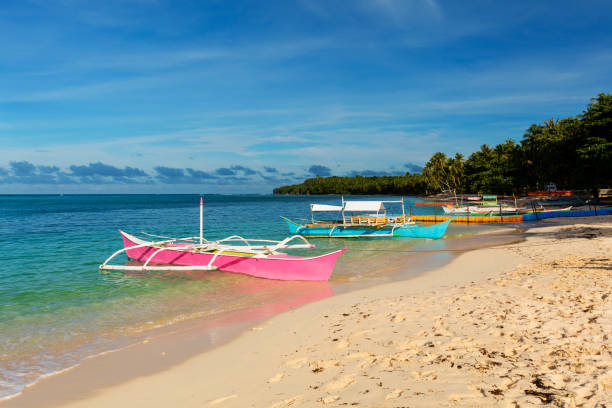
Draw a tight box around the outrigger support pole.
[200,196,203,245]
[310,203,314,224]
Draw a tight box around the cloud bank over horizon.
[0,160,423,193]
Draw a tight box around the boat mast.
[310,203,314,224]
[200,196,203,245]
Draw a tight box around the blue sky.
[1,0,610,193]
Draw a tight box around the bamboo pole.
[200,196,203,245]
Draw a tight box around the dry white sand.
[6,217,612,407]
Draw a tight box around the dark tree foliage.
[463,141,522,194]
[422,153,464,196]
[274,93,612,195]
[520,118,583,190]
[578,93,612,187]
[273,174,427,195]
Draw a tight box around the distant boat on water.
[282,198,452,239]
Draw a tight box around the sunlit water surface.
[0,194,516,399]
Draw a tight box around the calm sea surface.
[0,194,498,399]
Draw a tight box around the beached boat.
[442,194,500,215]
[443,205,572,217]
[469,205,572,217]
[468,206,529,216]
[100,198,346,281]
[442,194,494,214]
[441,205,522,215]
[441,205,478,215]
[283,199,453,239]
[442,192,572,216]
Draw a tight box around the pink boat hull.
[119,230,345,281]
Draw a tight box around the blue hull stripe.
[522,208,612,221]
[281,217,452,239]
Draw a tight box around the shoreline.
[5,217,611,406]
[2,226,521,406]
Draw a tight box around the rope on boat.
[139,231,178,239]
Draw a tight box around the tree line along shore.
[273,93,611,197]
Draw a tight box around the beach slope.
[6,218,611,407]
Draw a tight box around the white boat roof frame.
[310,204,344,212]
[343,201,386,212]
[310,199,405,213]
[308,198,408,226]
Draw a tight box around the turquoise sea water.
[0,194,491,399]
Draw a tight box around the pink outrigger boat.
[100,198,346,281]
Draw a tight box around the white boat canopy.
[343,201,386,212]
[310,204,343,212]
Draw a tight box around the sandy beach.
[5,217,611,407]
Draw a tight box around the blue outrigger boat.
[282,199,453,239]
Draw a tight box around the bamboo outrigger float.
[283,198,453,239]
[100,198,346,281]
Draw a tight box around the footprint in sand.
[327,376,355,391]
[359,356,378,369]
[320,395,340,404]
[350,329,374,339]
[284,357,308,369]
[396,339,421,351]
[385,389,403,400]
[347,351,373,359]
[267,373,284,383]
[412,370,438,380]
[309,359,340,370]
[335,339,350,349]
[433,327,454,337]
[448,392,484,402]
[393,350,418,361]
[207,394,238,406]
[420,353,441,364]
[269,395,303,408]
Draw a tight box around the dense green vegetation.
[273,174,427,195]
[274,93,611,195]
